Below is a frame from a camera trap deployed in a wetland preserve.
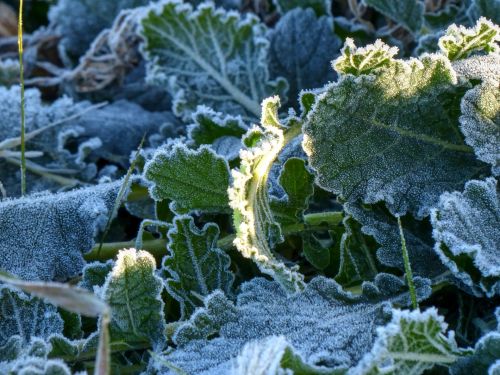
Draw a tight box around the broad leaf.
[228,96,305,292]
[351,308,471,374]
[452,54,500,82]
[268,8,341,106]
[468,0,500,24]
[362,0,424,33]
[439,18,500,61]
[144,143,231,213]
[304,46,486,218]
[460,81,500,176]
[431,178,500,297]
[102,249,166,347]
[140,0,287,119]
[345,202,446,279]
[0,286,63,346]
[162,215,234,318]
[0,181,121,281]
[271,157,314,226]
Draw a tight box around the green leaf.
[304,51,486,218]
[302,232,331,270]
[102,249,166,347]
[431,178,500,297]
[333,38,398,76]
[362,0,424,33]
[469,0,500,24]
[162,215,234,318]
[228,96,305,292]
[352,308,472,374]
[0,59,19,87]
[271,157,314,226]
[439,17,500,61]
[460,81,500,176]
[0,285,63,346]
[144,144,231,213]
[140,0,287,119]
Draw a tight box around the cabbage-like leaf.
[188,106,248,161]
[345,202,446,279]
[102,249,166,347]
[0,286,63,346]
[0,181,121,281]
[144,143,231,213]
[439,18,500,61]
[0,337,71,375]
[351,308,471,374]
[270,157,314,227]
[303,44,487,218]
[272,0,332,17]
[152,276,399,374]
[154,274,431,374]
[468,0,500,24]
[80,260,114,293]
[460,81,500,176]
[228,97,305,292]
[162,215,234,318]
[49,0,150,60]
[333,38,398,76]
[140,0,287,119]
[362,0,424,33]
[268,8,341,106]
[431,178,500,297]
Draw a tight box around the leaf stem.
[17,0,26,195]
[397,216,418,309]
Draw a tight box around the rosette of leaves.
[140,0,287,119]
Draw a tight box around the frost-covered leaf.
[273,0,332,17]
[0,286,63,346]
[140,0,287,119]
[80,260,114,293]
[468,0,500,24]
[431,178,500,297]
[144,143,231,213]
[351,308,471,375]
[232,335,339,375]
[362,0,425,33]
[333,38,398,76]
[102,249,166,347]
[0,181,121,281]
[49,0,150,60]
[0,337,71,375]
[439,18,500,61]
[460,81,500,175]
[303,50,487,218]
[270,157,314,227]
[188,106,248,160]
[152,276,398,374]
[228,96,305,292]
[162,215,234,318]
[345,202,446,279]
[452,54,500,82]
[268,8,341,106]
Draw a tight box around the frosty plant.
[1,2,500,375]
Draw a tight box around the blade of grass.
[397,216,418,309]
[17,0,26,195]
[96,134,146,257]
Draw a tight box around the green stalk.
[397,216,418,309]
[17,0,26,195]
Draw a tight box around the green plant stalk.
[397,216,418,309]
[85,211,344,261]
[18,0,26,195]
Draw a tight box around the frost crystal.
[431,178,500,297]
